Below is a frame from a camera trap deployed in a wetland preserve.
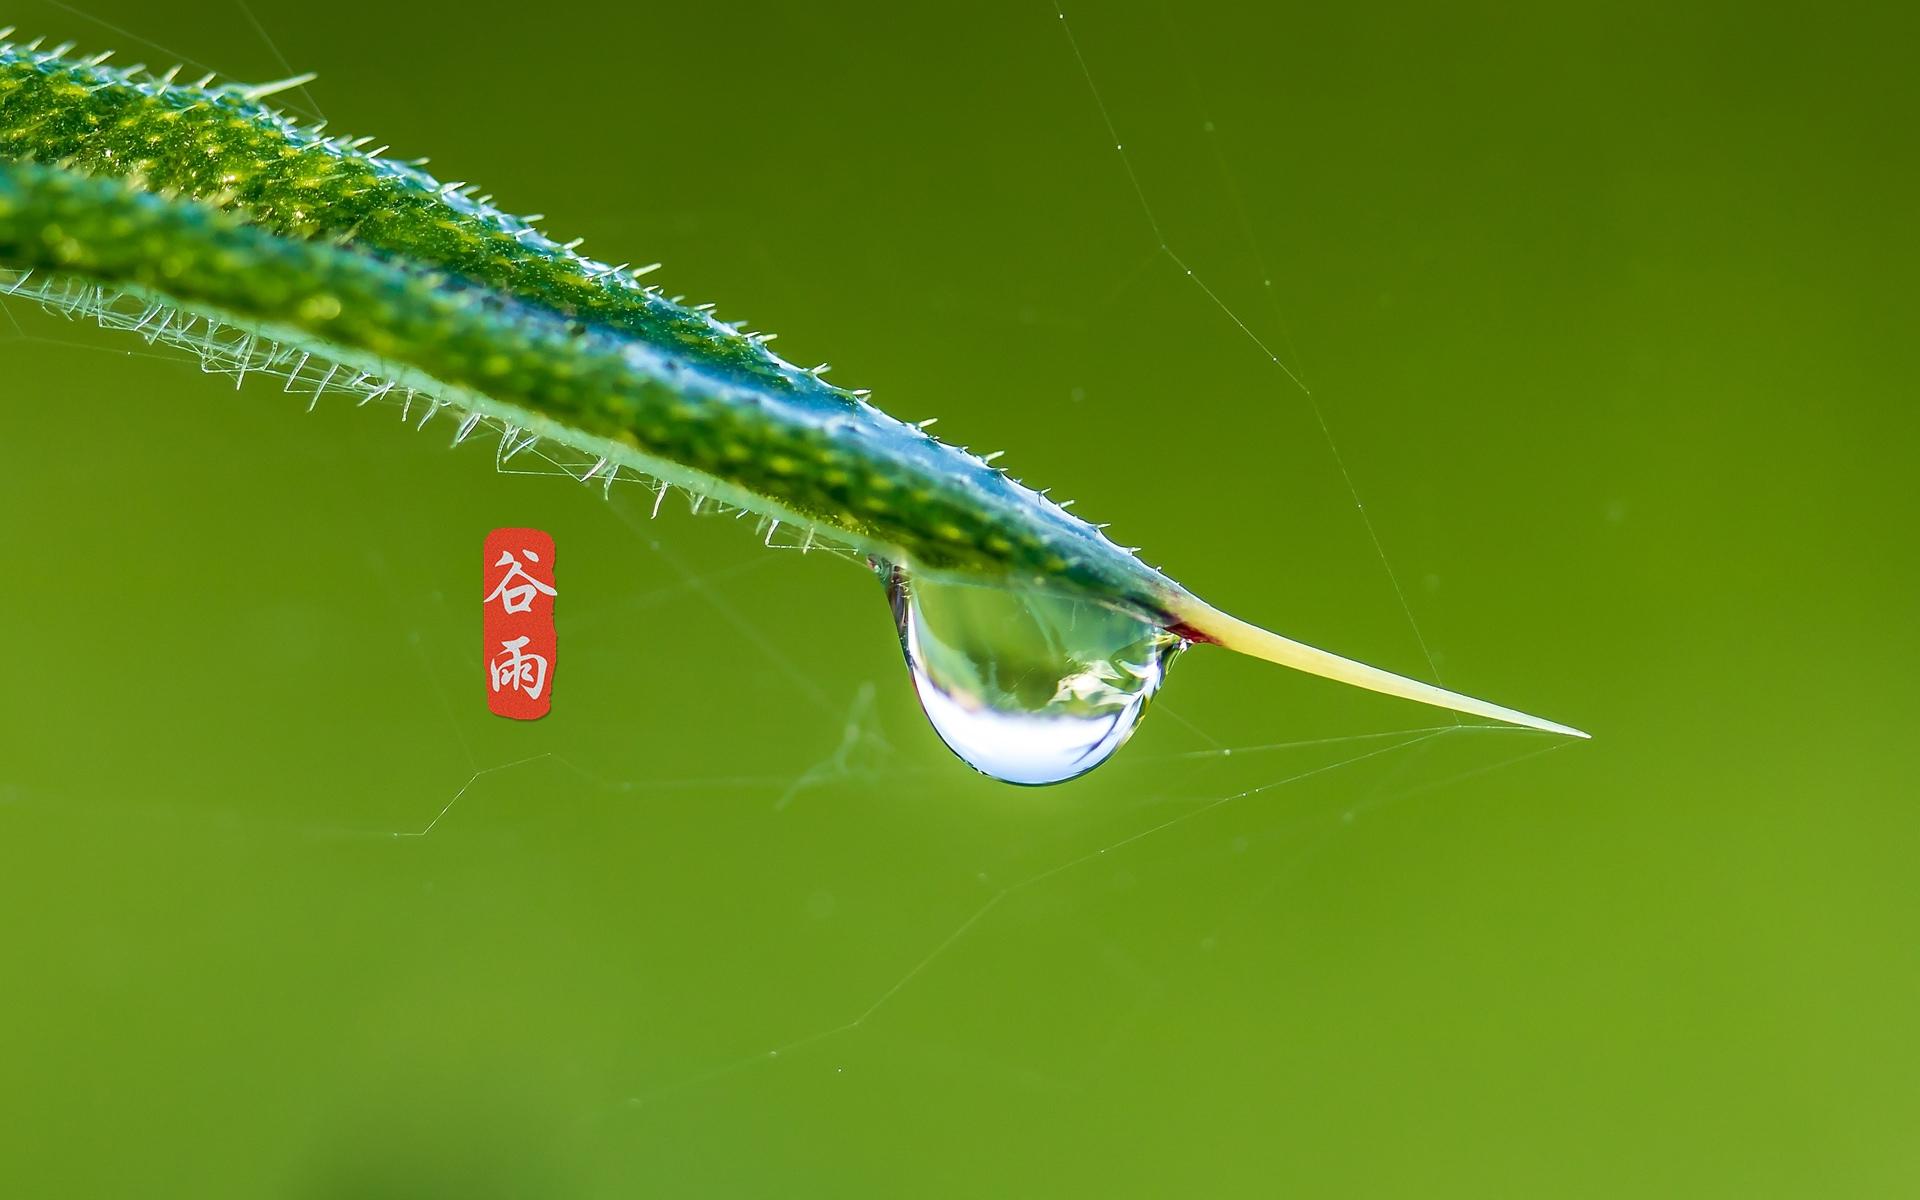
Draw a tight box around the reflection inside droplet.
[883,564,1186,785]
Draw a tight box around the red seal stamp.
[483,528,556,720]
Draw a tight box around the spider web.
[0,0,1578,1134]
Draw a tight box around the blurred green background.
[2,1,1913,1195]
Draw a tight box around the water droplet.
[883,565,1186,785]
